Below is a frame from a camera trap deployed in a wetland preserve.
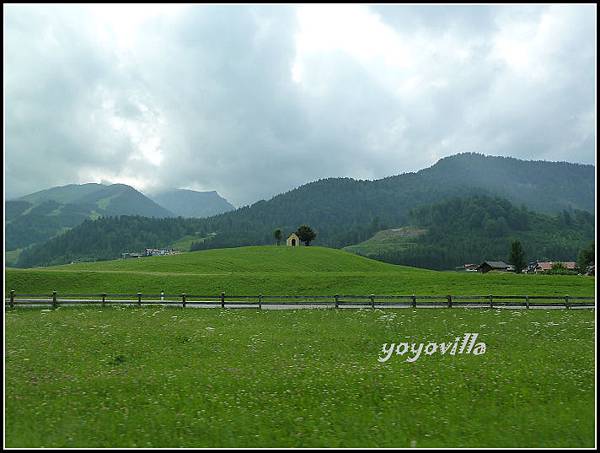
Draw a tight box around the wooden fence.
[4,290,595,309]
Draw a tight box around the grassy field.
[344,226,427,256]
[5,248,22,267]
[169,232,215,252]
[5,306,595,448]
[4,246,595,297]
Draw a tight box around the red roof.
[536,261,577,271]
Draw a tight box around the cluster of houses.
[462,260,594,275]
[462,261,513,273]
[121,248,179,259]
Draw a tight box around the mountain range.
[5,183,234,262]
[186,152,595,250]
[9,153,595,269]
[149,189,234,218]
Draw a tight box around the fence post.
[412,294,417,308]
[161,290,165,302]
[221,292,225,308]
[258,294,262,310]
[52,290,58,309]
[370,294,375,309]
[334,294,339,309]
[101,293,106,307]
[489,294,493,309]
[10,290,15,309]
[565,295,570,309]
[182,293,186,308]
[525,295,529,309]
[137,292,142,307]
[447,294,452,308]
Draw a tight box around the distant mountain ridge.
[12,153,595,268]
[149,189,235,218]
[5,183,175,254]
[19,183,107,205]
[5,183,236,262]
[187,153,594,251]
[12,183,174,217]
[408,153,595,213]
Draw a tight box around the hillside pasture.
[5,246,595,298]
[5,246,594,296]
[343,226,427,256]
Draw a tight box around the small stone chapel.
[286,233,300,247]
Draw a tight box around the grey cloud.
[5,6,138,197]
[4,4,596,205]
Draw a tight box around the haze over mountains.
[149,189,234,219]
[10,153,595,269]
[406,153,595,214]
[186,153,594,251]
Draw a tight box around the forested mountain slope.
[13,153,595,268]
[344,195,595,270]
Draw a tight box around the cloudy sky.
[4,4,596,206]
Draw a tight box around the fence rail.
[4,290,595,310]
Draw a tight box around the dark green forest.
[6,200,93,251]
[15,217,205,267]
[357,196,595,270]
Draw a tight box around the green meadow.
[5,306,595,447]
[343,226,427,256]
[4,246,595,296]
[5,246,595,447]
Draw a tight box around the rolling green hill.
[5,245,594,297]
[49,245,406,274]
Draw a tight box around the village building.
[122,248,178,259]
[286,233,300,247]
[585,263,595,276]
[533,261,577,274]
[525,261,539,274]
[144,248,177,257]
[476,261,511,273]
[122,252,143,259]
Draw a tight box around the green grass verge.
[5,307,595,447]
[5,246,595,297]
